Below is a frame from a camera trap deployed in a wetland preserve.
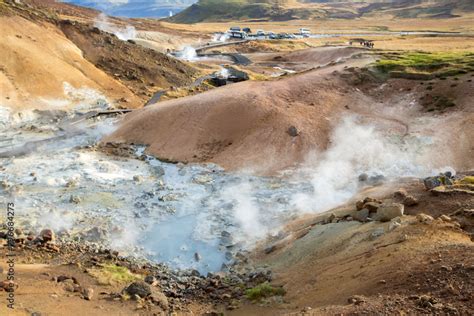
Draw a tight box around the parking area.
[217,26,312,41]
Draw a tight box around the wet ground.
[0,104,311,274]
[0,91,440,275]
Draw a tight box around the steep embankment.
[0,14,141,110]
[0,0,197,110]
[58,20,198,101]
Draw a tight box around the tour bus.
[229,31,247,39]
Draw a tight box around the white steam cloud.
[212,32,229,43]
[291,116,433,213]
[176,46,198,61]
[221,182,266,244]
[94,13,136,41]
[218,67,230,79]
[221,116,450,246]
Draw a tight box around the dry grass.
[305,36,474,52]
[161,14,474,34]
[158,16,474,53]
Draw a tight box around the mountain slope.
[169,0,474,23]
[61,0,198,18]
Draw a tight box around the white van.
[299,28,311,35]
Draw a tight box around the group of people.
[348,40,375,49]
[360,41,375,48]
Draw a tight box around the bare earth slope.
[106,47,474,174]
[105,50,374,174]
[58,20,198,102]
[0,1,198,110]
[0,15,140,110]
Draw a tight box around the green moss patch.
[88,264,141,285]
[374,52,474,80]
[245,282,286,301]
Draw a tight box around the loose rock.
[150,290,169,310]
[39,229,55,243]
[403,195,418,206]
[353,208,369,222]
[123,281,152,299]
[287,126,299,137]
[83,288,94,300]
[393,188,408,199]
[416,213,434,223]
[144,275,158,286]
[373,203,404,222]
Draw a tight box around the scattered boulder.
[364,201,381,213]
[63,282,76,293]
[367,174,386,185]
[348,295,366,305]
[389,220,401,231]
[417,295,437,308]
[424,177,442,190]
[123,281,152,299]
[144,275,158,286]
[1,280,18,292]
[194,252,201,262]
[325,213,337,224]
[83,288,94,300]
[14,229,26,244]
[56,275,78,284]
[393,188,408,199]
[150,290,169,310]
[287,126,299,137]
[449,209,473,233]
[264,244,277,254]
[373,203,404,222]
[356,200,365,211]
[403,195,418,206]
[193,174,213,185]
[80,227,107,242]
[69,195,81,204]
[424,172,454,190]
[370,227,385,239]
[39,229,55,243]
[133,175,143,183]
[417,213,434,223]
[439,215,452,222]
[353,208,369,222]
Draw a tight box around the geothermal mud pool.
[0,104,310,274]
[0,98,444,274]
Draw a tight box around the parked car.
[279,33,293,39]
[242,27,251,33]
[299,28,311,35]
[268,32,278,39]
[256,29,265,37]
